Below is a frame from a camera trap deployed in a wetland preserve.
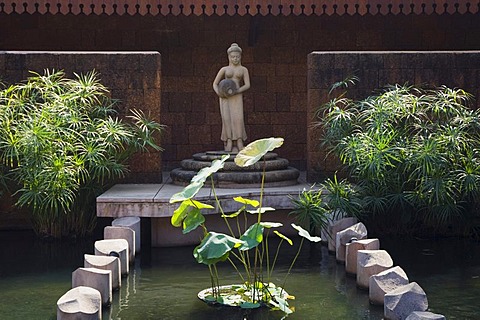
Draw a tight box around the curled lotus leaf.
[273,230,293,246]
[247,207,275,214]
[169,181,203,203]
[171,199,212,227]
[191,154,230,184]
[260,222,283,228]
[291,223,322,242]
[182,208,205,234]
[234,137,284,167]
[233,196,259,207]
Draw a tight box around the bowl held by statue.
[218,79,237,98]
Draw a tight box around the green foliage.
[318,82,480,236]
[0,70,164,238]
[170,137,318,316]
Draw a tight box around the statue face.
[228,52,241,65]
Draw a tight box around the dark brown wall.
[307,51,480,180]
[0,51,162,183]
[1,13,480,174]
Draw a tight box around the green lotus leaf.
[169,181,204,203]
[171,200,190,227]
[191,154,229,184]
[234,137,284,167]
[193,232,245,265]
[291,223,322,242]
[188,199,214,209]
[260,222,283,228]
[239,223,264,251]
[247,207,275,214]
[233,196,259,207]
[182,208,205,234]
[273,230,293,245]
[240,302,261,309]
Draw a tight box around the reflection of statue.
[213,43,250,152]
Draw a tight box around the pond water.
[0,230,479,320]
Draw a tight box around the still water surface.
[0,230,479,319]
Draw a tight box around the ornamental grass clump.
[0,70,164,238]
[317,80,480,236]
[169,138,320,317]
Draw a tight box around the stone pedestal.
[112,216,141,254]
[104,226,135,263]
[84,254,121,290]
[57,286,102,320]
[345,238,380,275]
[384,282,428,320]
[94,239,129,276]
[170,152,300,188]
[72,268,112,306]
[328,217,357,252]
[335,222,368,263]
[357,249,393,289]
[369,266,409,305]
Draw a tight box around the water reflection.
[0,231,479,319]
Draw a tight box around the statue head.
[227,43,242,55]
[227,43,242,66]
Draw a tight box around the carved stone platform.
[170,151,300,188]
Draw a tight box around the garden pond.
[0,229,479,319]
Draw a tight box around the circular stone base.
[170,151,300,189]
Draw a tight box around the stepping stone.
[335,222,367,263]
[328,217,357,252]
[57,286,102,320]
[84,254,121,290]
[95,239,129,276]
[384,282,428,320]
[357,249,393,289]
[72,267,112,306]
[112,216,141,254]
[369,266,409,305]
[104,226,135,263]
[345,238,380,275]
[406,311,446,320]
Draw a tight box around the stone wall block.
[384,282,428,320]
[328,216,357,252]
[345,238,380,274]
[357,249,394,289]
[104,226,135,263]
[335,222,368,263]
[369,266,409,305]
[112,216,141,254]
[84,254,121,290]
[72,267,112,306]
[94,239,129,275]
[57,286,102,320]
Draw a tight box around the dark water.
[0,230,479,320]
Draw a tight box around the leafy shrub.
[0,70,164,238]
[317,82,480,236]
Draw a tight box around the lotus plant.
[169,137,320,317]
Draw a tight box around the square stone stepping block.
[406,311,446,320]
[384,282,428,320]
[72,267,112,306]
[84,254,121,290]
[112,216,141,254]
[357,249,393,289]
[104,226,135,263]
[57,286,102,320]
[335,222,367,263]
[345,238,380,275]
[95,239,129,276]
[328,217,357,252]
[369,266,409,305]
